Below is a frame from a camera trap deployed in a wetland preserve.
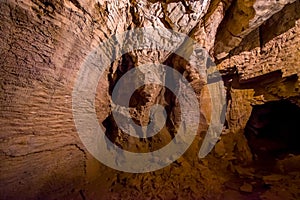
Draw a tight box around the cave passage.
[245,100,300,167]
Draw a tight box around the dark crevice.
[79,190,86,200]
[245,100,300,170]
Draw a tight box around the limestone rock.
[240,182,253,193]
[1,0,300,199]
[214,0,297,59]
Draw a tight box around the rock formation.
[0,0,299,199]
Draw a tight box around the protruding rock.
[240,182,253,193]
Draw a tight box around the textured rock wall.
[220,0,300,133]
[0,0,116,198]
[214,0,297,59]
[1,0,299,199]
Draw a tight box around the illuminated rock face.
[0,0,299,199]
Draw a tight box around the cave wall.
[0,0,299,199]
[220,0,300,163]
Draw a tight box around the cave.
[1,0,300,199]
[245,100,300,170]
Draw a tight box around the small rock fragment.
[240,182,253,193]
[214,140,226,157]
[262,174,285,185]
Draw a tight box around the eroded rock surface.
[1,0,299,199]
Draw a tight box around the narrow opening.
[245,100,300,169]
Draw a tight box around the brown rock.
[214,140,226,157]
[240,182,253,193]
[263,174,286,185]
[1,0,300,199]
